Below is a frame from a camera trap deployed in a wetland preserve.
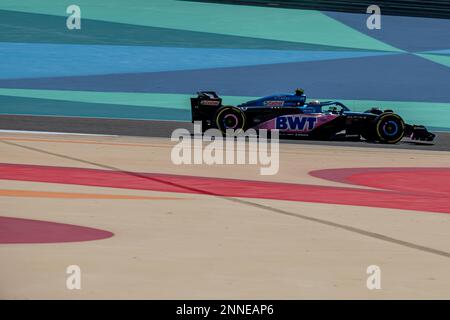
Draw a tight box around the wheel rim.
[223,114,239,129]
[382,120,399,137]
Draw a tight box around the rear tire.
[215,106,247,135]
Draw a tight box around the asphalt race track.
[0,115,449,151]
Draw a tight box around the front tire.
[374,113,405,143]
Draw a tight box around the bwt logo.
[276,116,317,131]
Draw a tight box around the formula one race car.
[190,89,435,143]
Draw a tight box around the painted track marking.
[0,188,188,200]
[1,139,450,258]
[0,216,113,244]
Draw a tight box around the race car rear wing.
[190,91,223,124]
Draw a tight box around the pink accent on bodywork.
[254,114,338,132]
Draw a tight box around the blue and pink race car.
[190,89,435,144]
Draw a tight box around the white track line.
[0,129,118,137]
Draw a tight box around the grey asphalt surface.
[0,115,449,151]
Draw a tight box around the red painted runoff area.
[0,163,448,214]
[0,216,113,244]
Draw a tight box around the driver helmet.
[295,88,304,96]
